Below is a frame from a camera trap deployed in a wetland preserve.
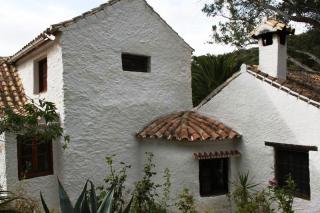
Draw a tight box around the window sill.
[18,170,53,180]
[200,191,228,197]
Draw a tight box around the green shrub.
[97,155,131,212]
[131,152,169,213]
[175,188,197,213]
[40,178,132,213]
[229,172,296,213]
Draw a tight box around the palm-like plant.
[192,54,239,106]
[40,179,132,213]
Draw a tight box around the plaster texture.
[57,0,193,208]
[198,69,320,212]
[258,34,287,80]
[139,139,239,212]
[0,134,6,189]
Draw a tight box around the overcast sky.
[0,0,237,56]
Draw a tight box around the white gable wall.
[198,69,320,210]
[58,0,192,205]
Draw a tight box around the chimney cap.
[250,18,295,39]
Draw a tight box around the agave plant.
[40,179,132,213]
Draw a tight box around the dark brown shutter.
[38,58,47,93]
[275,149,310,199]
[199,158,229,196]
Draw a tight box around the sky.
[0,0,236,56]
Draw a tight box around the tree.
[203,0,320,48]
[192,54,240,106]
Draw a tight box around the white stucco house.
[0,0,319,211]
[0,0,194,209]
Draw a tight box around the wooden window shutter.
[38,58,47,93]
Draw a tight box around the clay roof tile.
[137,111,241,142]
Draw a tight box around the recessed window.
[275,148,310,199]
[199,158,229,196]
[17,136,53,180]
[262,33,273,46]
[122,53,150,72]
[35,58,47,94]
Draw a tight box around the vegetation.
[191,48,258,106]
[174,188,198,213]
[97,153,173,213]
[0,99,69,148]
[191,29,320,106]
[40,178,132,213]
[97,155,131,212]
[202,0,320,48]
[0,185,41,213]
[131,152,167,213]
[229,172,296,213]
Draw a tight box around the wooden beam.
[265,141,318,152]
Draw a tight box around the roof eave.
[8,28,58,63]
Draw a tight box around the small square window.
[17,136,53,180]
[122,53,150,72]
[199,158,229,196]
[275,148,310,199]
[262,33,273,46]
[34,58,47,94]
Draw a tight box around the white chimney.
[251,19,295,80]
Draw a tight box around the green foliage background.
[192,30,320,106]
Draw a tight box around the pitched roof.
[137,111,241,141]
[250,18,295,38]
[0,62,27,115]
[247,65,320,108]
[9,0,193,63]
[196,65,320,109]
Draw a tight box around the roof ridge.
[246,67,320,109]
[8,0,193,63]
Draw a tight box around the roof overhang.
[137,111,241,142]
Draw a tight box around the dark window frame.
[121,53,150,73]
[17,136,53,180]
[38,58,47,93]
[261,33,273,46]
[199,158,229,197]
[265,142,317,200]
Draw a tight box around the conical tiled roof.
[137,111,241,141]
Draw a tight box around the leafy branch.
[0,99,69,148]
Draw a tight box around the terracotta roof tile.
[250,18,295,38]
[247,65,320,107]
[0,62,27,116]
[194,150,241,159]
[137,111,241,142]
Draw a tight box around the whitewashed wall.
[139,139,239,212]
[0,134,6,189]
[58,0,193,208]
[198,69,320,212]
[258,34,287,80]
[3,39,64,208]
